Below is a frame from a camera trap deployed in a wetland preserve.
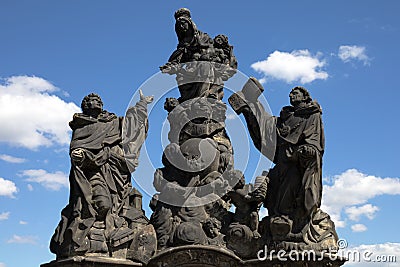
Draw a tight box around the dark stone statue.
[44,8,345,267]
[160,8,237,102]
[229,78,339,252]
[49,91,156,264]
[150,8,252,255]
[147,10,343,266]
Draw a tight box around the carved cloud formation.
[251,50,328,84]
[0,76,80,150]
[321,169,400,229]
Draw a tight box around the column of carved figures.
[150,8,265,258]
[49,90,157,264]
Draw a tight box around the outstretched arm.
[228,78,276,161]
[122,90,154,172]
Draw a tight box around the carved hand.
[159,64,171,73]
[160,63,178,74]
[139,89,154,104]
[298,145,317,157]
[70,148,85,164]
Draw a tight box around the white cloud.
[345,204,379,221]
[351,223,367,232]
[19,220,28,225]
[322,169,400,228]
[0,76,80,150]
[338,45,370,65]
[0,177,18,198]
[0,211,10,221]
[27,184,34,191]
[0,263,6,267]
[342,243,400,266]
[258,77,267,84]
[7,234,38,245]
[0,154,26,163]
[251,50,328,84]
[20,169,68,191]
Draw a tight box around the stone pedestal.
[42,247,346,267]
[147,245,241,267]
[145,246,346,267]
[41,256,142,267]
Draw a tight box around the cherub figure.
[207,34,238,99]
[213,34,231,64]
[203,217,225,246]
[226,171,268,238]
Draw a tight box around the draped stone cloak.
[243,100,324,233]
[50,100,148,257]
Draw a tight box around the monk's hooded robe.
[50,99,148,257]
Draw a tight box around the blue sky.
[1,1,399,266]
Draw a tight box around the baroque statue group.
[47,8,343,267]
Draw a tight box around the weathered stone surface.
[41,250,346,267]
[229,79,340,253]
[147,245,241,267]
[151,8,252,256]
[44,8,346,267]
[48,92,156,264]
[160,8,237,102]
[127,225,157,265]
[149,8,343,265]
[146,246,346,267]
[41,256,142,267]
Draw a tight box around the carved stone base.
[42,248,346,267]
[41,256,143,267]
[147,245,242,267]
[146,246,346,267]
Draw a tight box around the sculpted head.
[176,17,190,33]
[81,93,103,117]
[174,8,195,40]
[174,8,191,20]
[214,34,228,49]
[203,217,222,238]
[289,86,312,107]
